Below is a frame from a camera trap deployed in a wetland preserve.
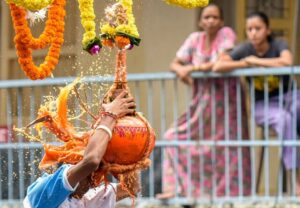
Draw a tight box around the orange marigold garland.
[115,36,130,49]
[9,0,66,80]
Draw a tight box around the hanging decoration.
[163,0,209,8]
[6,0,53,11]
[9,0,66,80]
[77,0,102,55]
[100,0,141,50]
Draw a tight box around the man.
[23,91,140,208]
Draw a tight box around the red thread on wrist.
[101,111,118,120]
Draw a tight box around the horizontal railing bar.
[1,140,300,149]
[1,196,300,206]
[192,66,300,78]
[0,142,62,149]
[154,140,300,147]
[120,196,300,205]
[0,66,299,88]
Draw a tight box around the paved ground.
[1,202,300,207]
[116,203,300,208]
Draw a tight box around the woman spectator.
[157,3,251,198]
[214,11,300,195]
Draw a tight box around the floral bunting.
[9,0,66,80]
[77,0,102,55]
[6,0,53,11]
[100,0,141,50]
[164,0,209,9]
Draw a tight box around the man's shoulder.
[26,164,74,208]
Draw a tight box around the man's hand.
[102,91,136,118]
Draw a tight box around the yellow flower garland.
[164,0,209,8]
[6,0,53,11]
[100,0,140,49]
[100,0,139,38]
[77,0,96,46]
[100,24,116,37]
[117,0,139,38]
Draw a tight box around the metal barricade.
[0,66,300,207]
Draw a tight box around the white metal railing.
[0,66,300,207]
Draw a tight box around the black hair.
[199,3,224,21]
[247,11,273,41]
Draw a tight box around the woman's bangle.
[101,111,118,120]
[192,65,198,71]
[95,124,112,141]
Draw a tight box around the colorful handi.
[23,50,156,199]
[100,0,141,50]
[164,0,209,8]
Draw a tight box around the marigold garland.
[164,0,209,8]
[77,0,101,54]
[118,0,139,38]
[100,0,141,49]
[6,0,53,11]
[115,36,130,49]
[102,38,114,47]
[11,2,63,50]
[10,0,66,80]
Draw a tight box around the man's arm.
[66,91,135,188]
[66,117,115,187]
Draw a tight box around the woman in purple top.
[214,12,300,194]
[157,4,251,199]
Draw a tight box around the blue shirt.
[26,164,77,208]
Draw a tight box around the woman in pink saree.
[157,4,251,198]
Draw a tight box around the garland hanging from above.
[164,0,209,9]
[6,0,53,11]
[9,0,66,80]
[100,0,141,50]
[77,0,102,55]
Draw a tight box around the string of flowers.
[116,0,139,38]
[9,0,66,80]
[164,0,209,9]
[12,4,62,49]
[77,0,101,55]
[6,0,53,11]
[100,0,141,50]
